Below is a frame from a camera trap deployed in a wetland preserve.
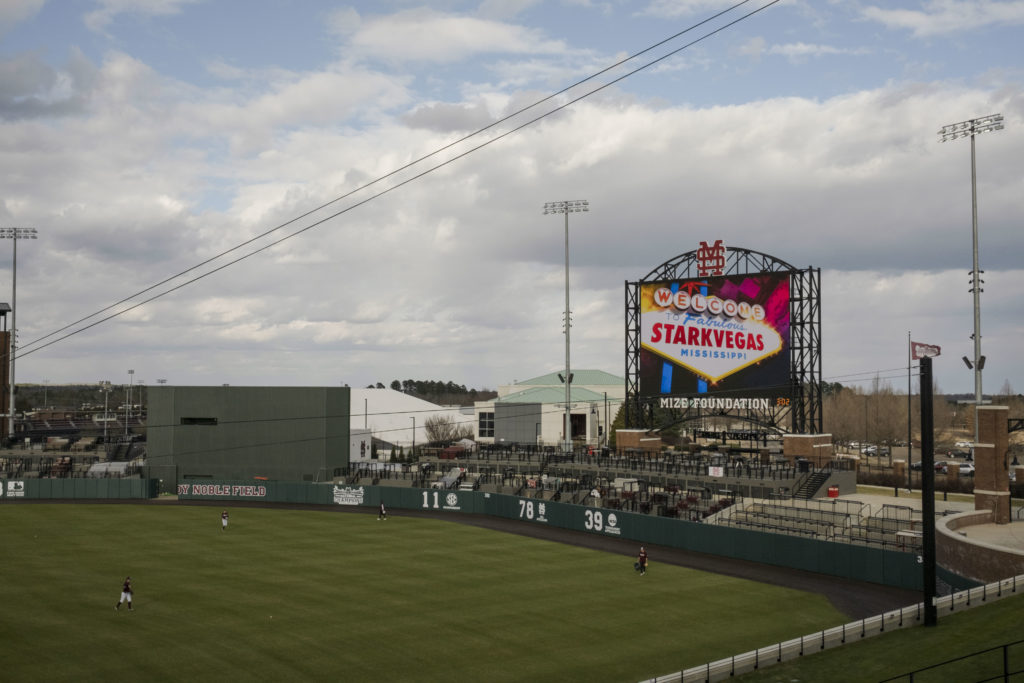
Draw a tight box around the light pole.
[99,381,112,453]
[939,114,1003,446]
[411,416,416,456]
[1,227,37,439]
[543,199,589,453]
[125,369,134,439]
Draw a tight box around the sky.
[0,0,1022,398]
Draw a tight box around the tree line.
[366,379,496,406]
[823,377,1024,449]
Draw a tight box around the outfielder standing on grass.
[637,546,648,575]
[378,501,387,521]
[221,509,229,531]
[115,576,133,611]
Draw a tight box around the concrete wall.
[146,386,350,490]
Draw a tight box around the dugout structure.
[625,244,821,435]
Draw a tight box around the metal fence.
[643,575,1024,683]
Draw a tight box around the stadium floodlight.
[0,227,38,439]
[938,115,1004,446]
[543,200,589,453]
[99,381,113,453]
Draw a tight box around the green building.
[146,386,350,492]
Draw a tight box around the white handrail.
[642,574,1023,683]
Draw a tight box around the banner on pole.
[911,341,941,360]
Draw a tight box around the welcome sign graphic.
[639,274,790,397]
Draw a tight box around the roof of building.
[348,388,465,446]
[514,369,624,387]
[496,385,609,404]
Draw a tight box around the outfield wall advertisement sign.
[333,485,365,505]
[177,483,268,498]
[639,272,791,401]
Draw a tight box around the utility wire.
[16,0,779,361]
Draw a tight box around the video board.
[638,273,790,402]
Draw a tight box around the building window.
[181,417,218,426]
[479,412,494,438]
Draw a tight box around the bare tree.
[423,414,473,445]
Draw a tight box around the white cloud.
[83,0,206,32]
[638,0,745,18]
[0,0,44,36]
[862,0,1024,38]
[4,3,1022,396]
[739,39,871,63]
[333,8,570,64]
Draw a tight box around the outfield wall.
[173,480,936,591]
[1,478,157,499]
[2,477,969,592]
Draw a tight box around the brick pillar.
[974,405,1010,524]
[892,460,905,480]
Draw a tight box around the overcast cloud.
[0,0,1021,400]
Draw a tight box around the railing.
[437,446,808,484]
[642,575,1024,683]
[0,454,145,479]
[879,638,1024,682]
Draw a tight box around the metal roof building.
[475,370,625,448]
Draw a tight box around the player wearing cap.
[116,576,133,611]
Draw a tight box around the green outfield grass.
[1,504,848,683]
[735,592,1024,682]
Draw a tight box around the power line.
[15,0,780,361]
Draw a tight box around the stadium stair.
[793,471,830,500]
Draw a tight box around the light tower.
[0,227,38,438]
[938,113,1004,445]
[543,200,589,453]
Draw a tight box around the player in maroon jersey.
[115,576,133,611]
[637,547,648,575]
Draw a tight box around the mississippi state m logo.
[696,240,726,277]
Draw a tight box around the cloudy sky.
[1,0,1021,398]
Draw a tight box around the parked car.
[909,460,924,471]
[958,462,975,476]
[955,440,974,449]
[861,445,877,455]
[934,461,948,473]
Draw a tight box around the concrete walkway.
[838,487,1024,553]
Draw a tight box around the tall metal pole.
[543,200,588,453]
[920,356,937,627]
[563,208,571,452]
[1,227,37,439]
[100,381,111,454]
[907,332,913,490]
[970,131,980,419]
[9,233,14,438]
[125,369,134,438]
[939,114,1003,447]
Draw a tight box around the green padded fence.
[0,478,158,500]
